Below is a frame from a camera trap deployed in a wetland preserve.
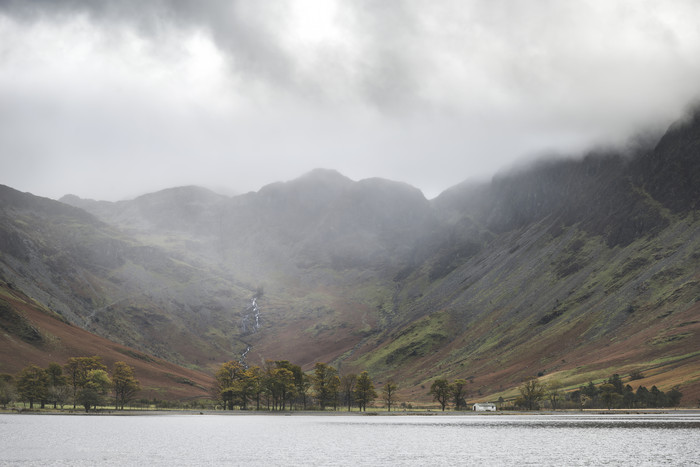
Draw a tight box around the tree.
[451,379,468,411]
[622,384,635,409]
[582,381,599,407]
[599,383,621,410]
[112,362,140,410]
[354,372,377,412]
[0,374,16,409]
[546,380,563,411]
[214,361,248,410]
[77,369,111,412]
[248,366,264,410]
[300,373,312,410]
[45,362,67,409]
[272,361,303,410]
[16,364,49,409]
[518,379,545,411]
[667,386,683,407]
[64,356,107,409]
[48,384,70,410]
[340,373,357,412]
[649,386,667,408]
[381,380,398,412]
[266,367,296,411]
[429,379,450,411]
[312,363,339,410]
[635,385,651,408]
[606,374,624,394]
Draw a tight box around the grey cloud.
[3,0,700,116]
[1,0,700,201]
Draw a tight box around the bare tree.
[382,380,398,411]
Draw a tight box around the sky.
[1,1,700,201]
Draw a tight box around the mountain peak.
[297,168,352,184]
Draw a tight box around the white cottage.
[472,402,497,412]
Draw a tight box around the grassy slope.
[0,282,213,400]
[346,214,700,405]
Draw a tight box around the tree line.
[427,373,685,411]
[4,357,685,412]
[0,356,140,412]
[515,374,684,410]
[212,360,399,411]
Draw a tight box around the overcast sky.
[2,1,699,201]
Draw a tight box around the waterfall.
[239,295,261,367]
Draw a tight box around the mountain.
[4,109,700,405]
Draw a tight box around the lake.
[1,412,699,466]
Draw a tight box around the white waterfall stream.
[239,296,261,367]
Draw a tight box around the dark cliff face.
[433,132,684,248]
[632,108,700,213]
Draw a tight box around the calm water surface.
[1,413,699,466]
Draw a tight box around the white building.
[472,402,497,412]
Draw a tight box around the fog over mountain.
[2,1,700,200]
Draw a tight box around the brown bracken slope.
[0,282,213,400]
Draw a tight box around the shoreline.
[3,407,700,416]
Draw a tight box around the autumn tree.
[273,361,303,410]
[518,379,545,410]
[248,366,264,410]
[112,362,140,410]
[340,373,357,412]
[354,372,377,412]
[381,380,398,412]
[451,379,468,411]
[77,369,111,412]
[214,361,249,410]
[64,356,107,409]
[429,379,450,411]
[16,364,49,409]
[266,367,296,410]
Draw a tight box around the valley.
[2,110,699,405]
